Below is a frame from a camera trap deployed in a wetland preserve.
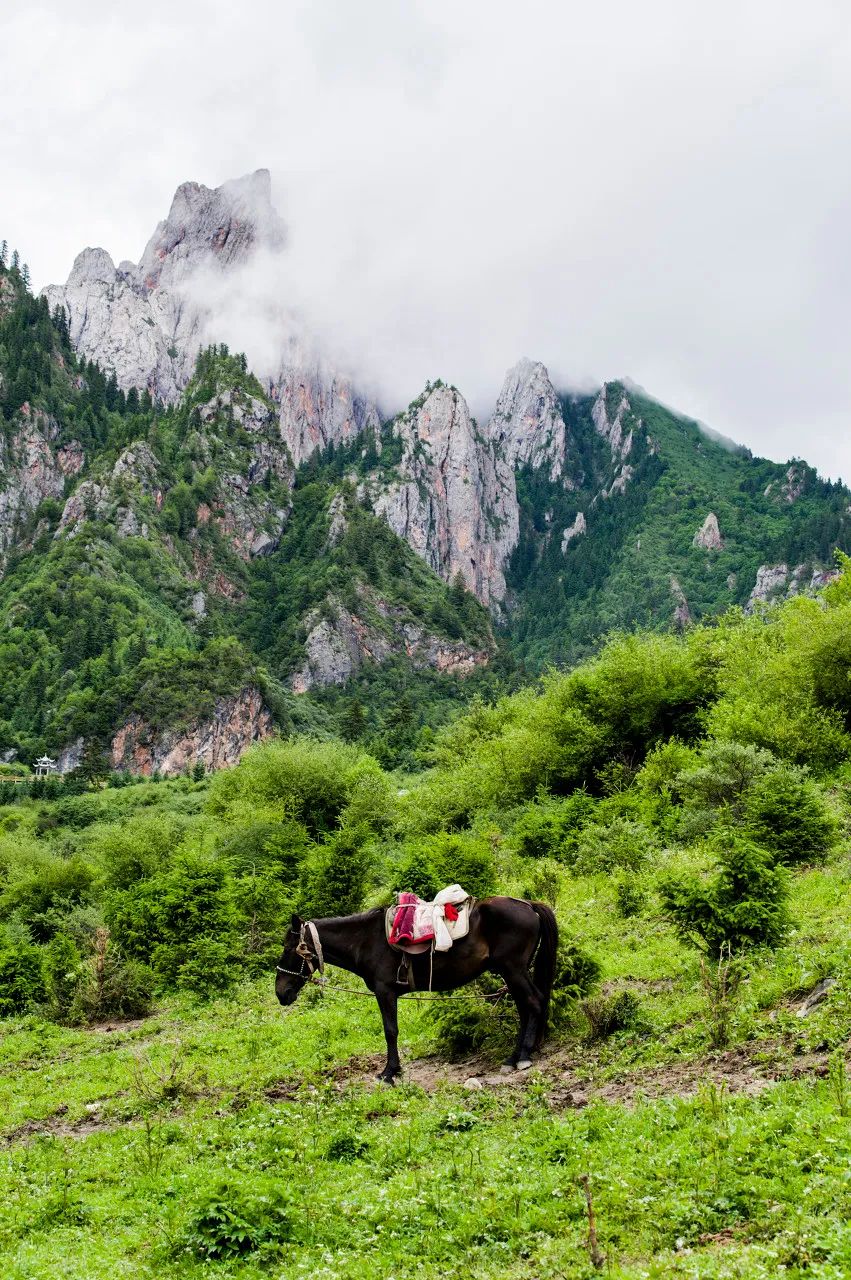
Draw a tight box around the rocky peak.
[693,512,723,550]
[137,168,284,293]
[487,358,567,481]
[373,385,519,607]
[43,170,380,460]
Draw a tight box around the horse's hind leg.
[499,966,544,1072]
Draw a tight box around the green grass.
[1,837,850,1279]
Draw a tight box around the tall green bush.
[661,835,789,956]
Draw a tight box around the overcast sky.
[5,0,851,478]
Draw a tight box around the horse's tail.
[531,902,559,1048]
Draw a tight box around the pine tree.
[10,249,19,272]
[0,241,7,269]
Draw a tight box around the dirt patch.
[317,1038,840,1107]
[3,1101,116,1146]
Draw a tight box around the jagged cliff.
[373,384,518,607]
[43,170,380,466]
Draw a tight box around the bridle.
[276,920,325,980]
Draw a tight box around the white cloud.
[5,0,851,476]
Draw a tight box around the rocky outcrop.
[670,576,692,628]
[744,562,840,611]
[290,590,491,692]
[268,349,381,467]
[109,687,271,776]
[0,409,77,564]
[592,386,633,459]
[561,512,586,552]
[486,359,567,481]
[373,386,518,607]
[43,172,284,402]
[44,170,380,463]
[693,512,723,550]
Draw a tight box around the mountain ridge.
[0,176,846,772]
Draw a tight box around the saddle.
[385,884,472,955]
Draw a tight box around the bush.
[180,1178,292,1260]
[1,855,96,941]
[512,792,595,860]
[42,933,84,1020]
[581,990,642,1040]
[615,874,647,918]
[43,927,154,1023]
[0,927,43,1014]
[661,834,789,956]
[391,832,497,902]
[429,937,600,1060]
[299,825,369,918]
[572,817,655,875]
[744,768,839,864]
[107,853,240,992]
[208,738,389,839]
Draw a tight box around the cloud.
[6,0,851,477]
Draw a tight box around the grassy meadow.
[3,577,851,1275]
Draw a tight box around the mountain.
[0,172,846,773]
[43,170,381,466]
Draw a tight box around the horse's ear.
[290,913,303,929]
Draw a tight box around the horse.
[275,897,559,1083]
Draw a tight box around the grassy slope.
[0,786,849,1278]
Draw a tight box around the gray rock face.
[43,170,380,462]
[0,407,73,564]
[373,385,519,607]
[110,686,271,776]
[592,385,633,459]
[561,511,586,552]
[693,512,723,550]
[267,345,381,467]
[746,563,790,610]
[487,359,567,481]
[290,590,491,691]
[670,576,692,627]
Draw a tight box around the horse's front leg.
[375,986,401,1083]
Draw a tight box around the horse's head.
[275,914,313,1006]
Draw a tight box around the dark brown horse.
[275,898,558,1082]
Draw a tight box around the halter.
[276,920,324,980]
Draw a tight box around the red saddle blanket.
[389,891,459,947]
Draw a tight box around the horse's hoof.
[500,1064,516,1075]
[516,1060,533,1072]
[376,1073,398,1086]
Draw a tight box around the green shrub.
[429,937,600,1060]
[208,738,388,839]
[572,817,655,875]
[43,927,154,1023]
[615,874,647,918]
[0,927,43,1014]
[1,855,96,941]
[391,832,497,902]
[392,848,441,900]
[325,1133,368,1162]
[661,834,789,956]
[744,768,839,864]
[107,853,240,992]
[581,990,642,1040]
[179,1178,292,1260]
[299,825,369,918]
[42,933,84,1020]
[512,792,595,860]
